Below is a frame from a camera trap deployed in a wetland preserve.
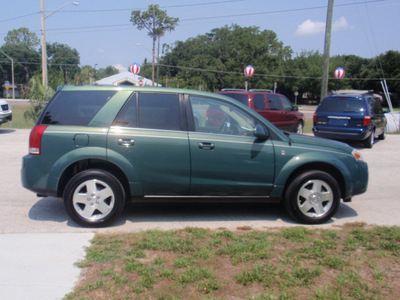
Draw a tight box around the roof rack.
[249,89,273,93]
[220,88,247,92]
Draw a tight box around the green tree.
[4,27,40,50]
[95,65,119,80]
[47,42,80,86]
[160,25,292,91]
[130,4,179,86]
[23,75,55,123]
[0,43,41,84]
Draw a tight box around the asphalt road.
[1,128,400,234]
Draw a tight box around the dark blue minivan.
[313,93,387,148]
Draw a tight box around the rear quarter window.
[40,90,116,126]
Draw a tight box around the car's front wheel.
[295,121,303,135]
[64,169,125,227]
[284,170,340,224]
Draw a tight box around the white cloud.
[296,19,325,36]
[295,17,351,36]
[333,16,351,31]
[113,64,127,73]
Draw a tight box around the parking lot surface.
[1,128,400,299]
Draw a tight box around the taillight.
[29,125,48,155]
[313,113,317,123]
[363,115,371,126]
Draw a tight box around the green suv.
[21,85,368,227]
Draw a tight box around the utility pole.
[0,49,15,100]
[320,0,335,100]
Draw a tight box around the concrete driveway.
[1,128,400,298]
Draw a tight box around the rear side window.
[223,93,249,106]
[40,90,116,126]
[317,98,366,113]
[368,98,383,115]
[253,94,266,110]
[138,93,180,130]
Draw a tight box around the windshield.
[317,98,366,113]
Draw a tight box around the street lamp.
[41,1,79,90]
[0,49,15,100]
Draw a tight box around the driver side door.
[187,95,275,196]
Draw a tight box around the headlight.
[352,149,364,161]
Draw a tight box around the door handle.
[199,142,215,150]
[118,139,135,147]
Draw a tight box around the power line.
[1,59,399,81]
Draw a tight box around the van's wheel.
[64,169,125,227]
[364,130,375,148]
[284,170,340,224]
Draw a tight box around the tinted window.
[223,93,249,106]
[190,96,256,136]
[41,90,116,126]
[253,94,266,110]
[113,95,137,127]
[368,97,383,115]
[138,93,180,130]
[267,94,282,110]
[317,98,366,113]
[281,95,293,111]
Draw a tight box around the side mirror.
[292,106,299,111]
[253,124,269,141]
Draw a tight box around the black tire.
[364,130,375,148]
[64,169,125,227]
[284,170,340,224]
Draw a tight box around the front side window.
[267,94,282,111]
[41,90,116,126]
[281,95,293,111]
[190,96,256,136]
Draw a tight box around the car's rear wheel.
[64,169,125,227]
[295,121,304,134]
[364,130,375,148]
[284,170,340,224]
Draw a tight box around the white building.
[96,71,161,86]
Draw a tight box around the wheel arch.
[57,159,130,200]
[282,162,347,200]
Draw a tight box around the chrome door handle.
[199,142,215,150]
[118,139,135,147]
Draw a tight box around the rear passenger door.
[107,92,191,196]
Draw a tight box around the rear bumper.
[0,113,12,124]
[313,127,370,141]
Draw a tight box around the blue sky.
[1,0,399,72]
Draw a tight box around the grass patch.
[67,224,400,299]
[5,104,36,129]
